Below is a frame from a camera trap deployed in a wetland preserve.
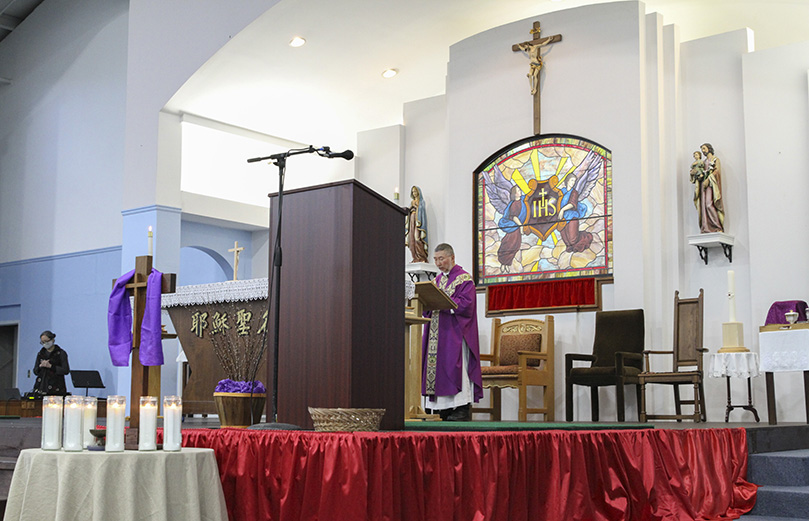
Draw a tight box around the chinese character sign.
[474,134,613,285]
[167,298,268,414]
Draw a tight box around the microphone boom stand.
[247,146,320,430]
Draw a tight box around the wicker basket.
[308,407,386,432]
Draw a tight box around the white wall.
[403,95,449,259]
[123,0,280,210]
[743,39,809,421]
[679,29,756,418]
[356,125,404,205]
[0,0,129,263]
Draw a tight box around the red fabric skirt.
[488,278,597,312]
[162,427,756,521]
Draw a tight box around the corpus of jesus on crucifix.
[512,21,562,135]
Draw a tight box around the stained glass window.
[474,134,613,286]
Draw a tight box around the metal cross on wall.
[512,21,563,135]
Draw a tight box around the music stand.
[70,370,105,396]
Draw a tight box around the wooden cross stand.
[512,21,562,135]
[113,255,176,431]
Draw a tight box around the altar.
[162,278,268,415]
[759,323,809,425]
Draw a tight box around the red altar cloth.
[167,428,756,521]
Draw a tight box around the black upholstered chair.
[565,309,645,422]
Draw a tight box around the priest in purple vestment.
[421,243,483,421]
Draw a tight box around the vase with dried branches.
[207,299,268,427]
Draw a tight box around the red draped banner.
[488,278,598,313]
[163,428,756,521]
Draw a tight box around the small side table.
[707,352,760,422]
[759,324,809,425]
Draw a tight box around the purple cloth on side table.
[108,268,164,366]
[765,300,809,325]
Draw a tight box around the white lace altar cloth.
[759,329,809,372]
[707,352,760,378]
[161,278,416,308]
[161,279,268,308]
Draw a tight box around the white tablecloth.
[707,352,760,378]
[3,448,228,521]
[759,329,809,372]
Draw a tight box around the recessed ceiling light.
[289,36,306,48]
[382,68,398,79]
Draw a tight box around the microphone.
[318,147,355,160]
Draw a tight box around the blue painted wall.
[0,221,263,399]
[179,221,255,285]
[0,247,122,397]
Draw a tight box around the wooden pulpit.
[268,180,405,430]
[405,281,457,419]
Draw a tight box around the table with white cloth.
[758,324,809,425]
[3,448,228,521]
[707,352,760,422]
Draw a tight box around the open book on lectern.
[414,281,458,312]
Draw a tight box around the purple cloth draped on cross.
[107,268,164,366]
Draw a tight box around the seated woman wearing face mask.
[33,330,70,396]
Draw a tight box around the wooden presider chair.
[474,316,554,422]
[639,289,706,422]
[565,309,645,422]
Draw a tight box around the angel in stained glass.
[557,153,601,253]
[485,166,528,274]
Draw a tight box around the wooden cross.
[228,241,245,281]
[113,255,176,430]
[512,21,562,135]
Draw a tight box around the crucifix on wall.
[229,241,245,280]
[512,21,563,135]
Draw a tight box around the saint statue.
[690,143,724,233]
[405,186,429,263]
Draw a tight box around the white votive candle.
[82,397,97,448]
[41,396,63,450]
[163,395,182,452]
[62,396,84,451]
[139,396,158,451]
[106,395,126,452]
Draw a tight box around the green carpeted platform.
[404,420,655,431]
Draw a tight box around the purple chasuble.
[107,268,164,367]
[421,264,483,402]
